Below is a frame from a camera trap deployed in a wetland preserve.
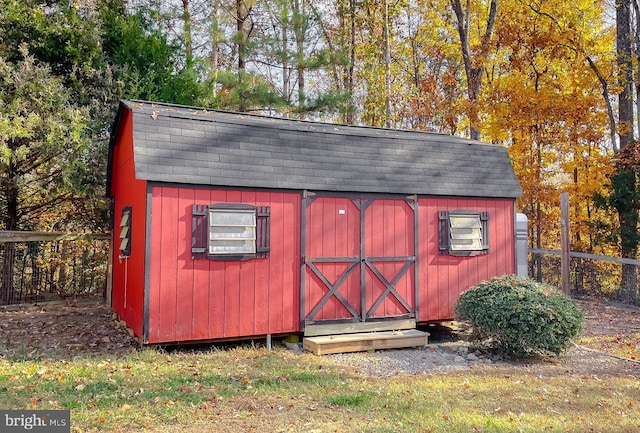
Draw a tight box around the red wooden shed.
[107,100,522,345]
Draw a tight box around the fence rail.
[0,231,111,306]
[2,231,638,306]
[0,231,111,242]
[530,248,640,266]
[529,248,640,305]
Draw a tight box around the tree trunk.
[616,0,638,302]
[236,0,253,112]
[450,0,497,140]
[282,3,290,104]
[1,243,15,305]
[535,202,542,281]
[210,0,222,97]
[237,0,246,112]
[334,0,356,124]
[618,0,634,151]
[383,0,391,128]
[535,142,542,282]
[237,0,246,72]
[1,160,19,305]
[633,0,640,138]
[618,180,638,301]
[345,0,356,124]
[182,0,194,69]
[293,0,306,118]
[584,56,618,153]
[309,0,354,123]
[58,241,68,296]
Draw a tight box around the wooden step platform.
[303,329,429,355]
[304,318,416,337]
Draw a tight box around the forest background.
[1,0,640,302]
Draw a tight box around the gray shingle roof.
[111,100,522,198]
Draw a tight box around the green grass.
[325,392,372,407]
[1,346,639,433]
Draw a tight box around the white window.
[439,210,489,256]
[191,204,271,260]
[449,214,483,252]
[208,208,256,255]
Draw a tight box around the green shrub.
[455,275,584,358]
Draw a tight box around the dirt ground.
[0,297,639,377]
[574,297,639,335]
[0,299,139,360]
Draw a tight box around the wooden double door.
[302,193,417,328]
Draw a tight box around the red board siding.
[304,196,415,323]
[305,197,360,321]
[110,109,148,339]
[363,199,414,319]
[147,186,301,344]
[418,198,515,322]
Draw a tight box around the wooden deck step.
[304,318,416,337]
[303,329,429,356]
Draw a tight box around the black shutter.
[192,204,208,259]
[256,206,271,258]
[480,211,490,254]
[438,211,449,254]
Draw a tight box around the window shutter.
[480,211,490,254]
[438,211,449,254]
[256,206,271,258]
[192,204,208,259]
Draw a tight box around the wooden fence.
[529,248,640,305]
[528,193,640,305]
[2,230,638,306]
[0,231,111,306]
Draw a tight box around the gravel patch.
[303,320,640,378]
[319,342,640,378]
[325,340,504,377]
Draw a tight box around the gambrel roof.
[108,100,522,198]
